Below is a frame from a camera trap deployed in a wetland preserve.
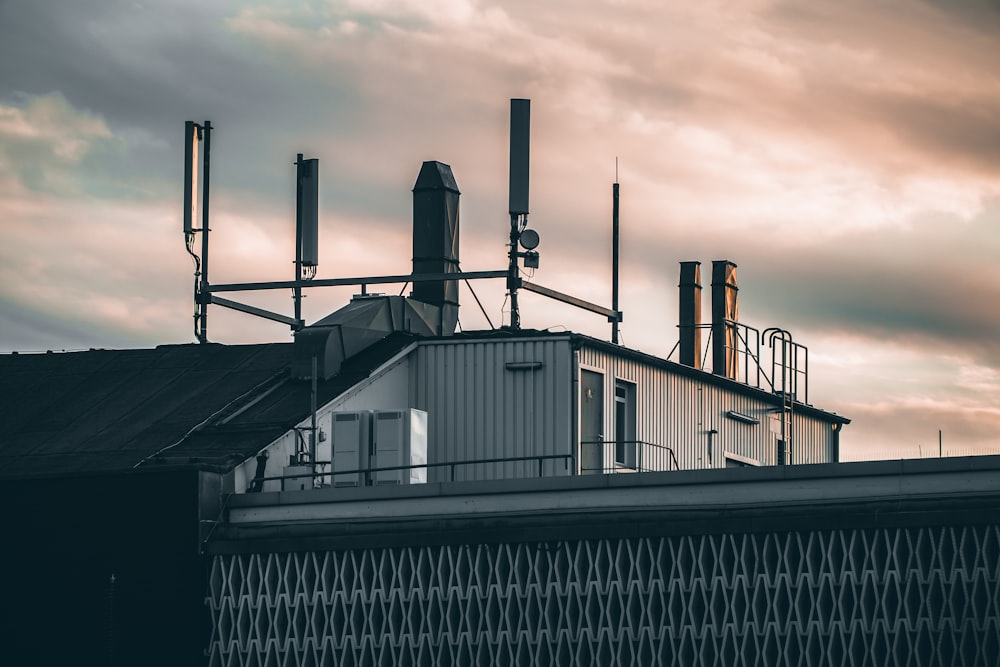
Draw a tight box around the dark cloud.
[732,203,1000,366]
[865,94,1000,176]
[919,0,1000,27]
[0,0,366,201]
[0,295,148,352]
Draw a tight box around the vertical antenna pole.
[294,153,304,329]
[199,121,212,344]
[612,165,620,344]
[508,214,521,329]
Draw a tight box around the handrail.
[251,453,573,488]
[579,439,680,472]
[251,443,685,492]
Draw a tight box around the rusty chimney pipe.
[711,260,739,380]
[678,261,702,369]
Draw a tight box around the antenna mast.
[183,120,212,343]
[612,159,620,344]
[507,99,531,329]
[179,102,617,342]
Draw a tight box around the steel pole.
[612,181,620,344]
[199,121,211,343]
[508,213,521,329]
[294,153,304,330]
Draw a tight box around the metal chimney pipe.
[711,260,739,380]
[678,261,702,369]
[411,161,460,335]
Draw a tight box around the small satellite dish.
[520,228,540,250]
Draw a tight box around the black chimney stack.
[711,260,739,380]
[411,161,460,335]
[678,261,702,369]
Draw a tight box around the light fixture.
[725,410,759,425]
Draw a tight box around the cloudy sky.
[2,0,1000,460]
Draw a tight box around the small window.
[614,380,636,468]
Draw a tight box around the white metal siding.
[412,337,574,482]
[577,344,835,471]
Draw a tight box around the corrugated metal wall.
[412,336,574,481]
[577,344,835,471]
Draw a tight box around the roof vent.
[678,261,702,369]
[711,260,739,380]
[411,160,460,335]
[291,295,440,379]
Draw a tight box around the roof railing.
[250,453,573,490]
[249,442,684,492]
[580,439,680,474]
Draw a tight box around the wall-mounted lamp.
[726,410,760,425]
[707,428,719,465]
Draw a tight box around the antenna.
[501,99,623,332]
[509,99,530,216]
[612,160,620,344]
[183,121,200,235]
[178,100,619,343]
[299,158,320,268]
[182,120,211,343]
[294,154,320,327]
[507,99,533,329]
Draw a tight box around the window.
[614,380,636,468]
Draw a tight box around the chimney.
[411,161,460,335]
[678,261,702,369]
[711,260,739,380]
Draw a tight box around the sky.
[2,0,1000,461]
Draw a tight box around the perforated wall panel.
[208,525,1000,666]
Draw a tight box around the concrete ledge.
[224,456,1000,529]
[229,455,1000,511]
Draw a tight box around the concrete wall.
[208,457,1000,667]
[3,468,218,667]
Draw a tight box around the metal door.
[580,370,603,474]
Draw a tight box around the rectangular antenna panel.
[299,158,319,267]
[508,98,530,215]
[183,121,199,233]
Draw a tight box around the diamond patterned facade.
[208,524,1000,666]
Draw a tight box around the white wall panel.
[577,344,835,472]
[412,337,574,482]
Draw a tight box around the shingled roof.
[0,334,416,478]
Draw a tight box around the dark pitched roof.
[0,334,416,478]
